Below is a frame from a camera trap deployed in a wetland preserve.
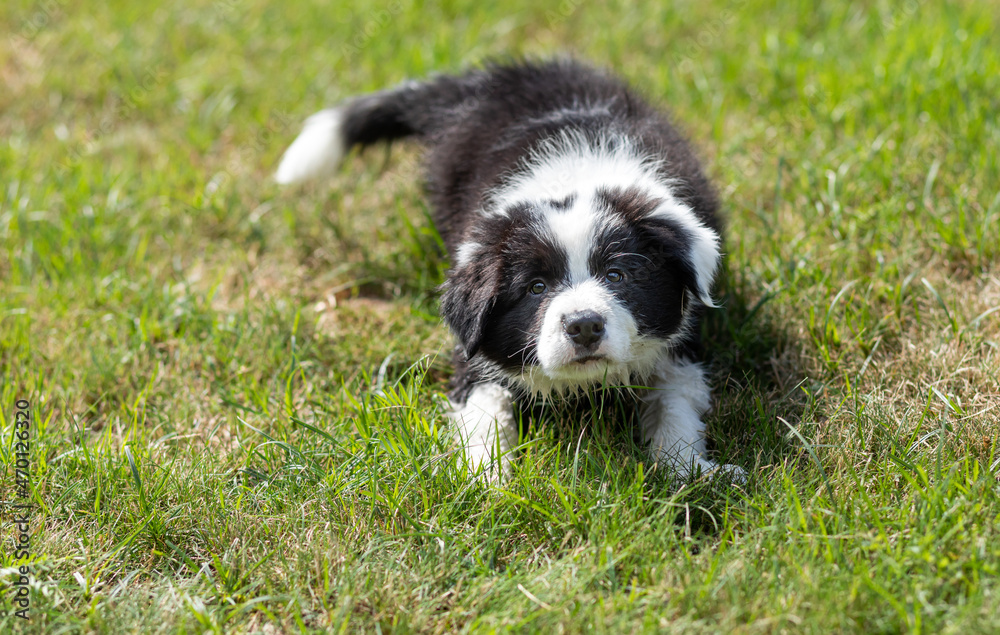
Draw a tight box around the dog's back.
[276,60,718,252]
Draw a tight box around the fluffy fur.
[276,60,744,483]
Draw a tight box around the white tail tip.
[274,108,346,184]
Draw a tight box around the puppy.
[276,60,744,483]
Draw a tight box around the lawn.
[2,0,999,632]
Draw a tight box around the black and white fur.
[276,60,744,483]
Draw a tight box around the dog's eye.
[605,269,624,283]
[529,280,547,295]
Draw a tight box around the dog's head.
[441,184,720,393]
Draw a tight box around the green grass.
[2,0,1000,632]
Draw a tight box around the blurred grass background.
[2,0,999,632]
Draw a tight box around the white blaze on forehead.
[543,201,596,284]
[491,130,661,204]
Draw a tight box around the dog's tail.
[274,73,485,184]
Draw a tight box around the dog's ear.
[599,186,721,308]
[641,217,720,308]
[440,253,503,359]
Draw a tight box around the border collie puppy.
[276,60,744,483]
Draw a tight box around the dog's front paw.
[462,445,512,483]
[449,382,519,484]
[685,457,747,485]
[712,462,747,485]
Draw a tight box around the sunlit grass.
[1,0,999,632]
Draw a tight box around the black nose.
[563,311,606,348]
